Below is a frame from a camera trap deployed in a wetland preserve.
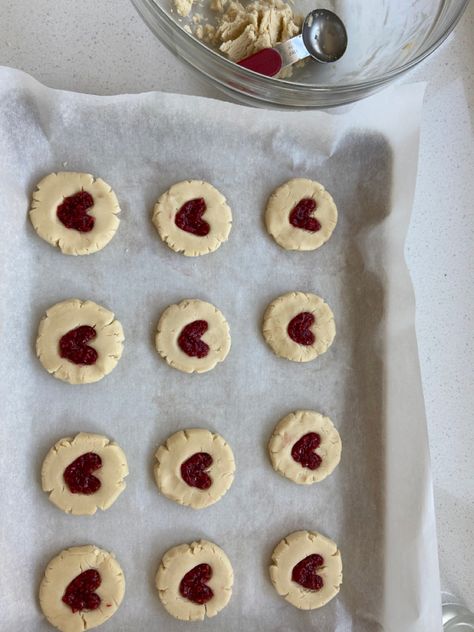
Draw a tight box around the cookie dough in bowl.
[29,172,120,255]
[262,291,335,362]
[39,545,125,632]
[41,433,129,515]
[156,540,233,621]
[152,180,232,256]
[36,299,124,384]
[265,179,337,251]
[154,428,235,509]
[268,410,341,484]
[269,530,342,610]
[155,299,231,373]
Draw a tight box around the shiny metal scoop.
[302,8,348,63]
[238,9,348,77]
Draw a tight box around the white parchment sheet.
[0,67,441,632]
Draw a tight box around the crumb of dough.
[210,0,227,11]
[175,0,193,16]
[203,23,216,39]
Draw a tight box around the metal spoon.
[237,8,348,77]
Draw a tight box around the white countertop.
[2,0,473,614]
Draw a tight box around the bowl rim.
[132,0,471,93]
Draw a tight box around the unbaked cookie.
[154,428,235,509]
[156,540,233,621]
[39,545,125,632]
[155,299,231,373]
[262,292,335,362]
[269,530,342,610]
[268,411,341,485]
[30,172,120,255]
[265,179,337,251]
[41,433,129,515]
[36,299,124,384]
[152,180,232,256]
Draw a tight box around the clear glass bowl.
[131,0,470,108]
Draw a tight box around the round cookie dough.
[29,172,120,255]
[154,428,235,509]
[156,540,233,621]
[269,530,342,610]
[39,545,125,632]
[36,299,124,385]
[268,411,341,485]
[42,433,129,515]
[155,299,231,373]
[152,180,232,256]
[265,178,337,251]
[262,291,335,362]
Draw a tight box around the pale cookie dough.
[265,179,337,251]
[152,180,232,256]
[155,299,231,373]
[268,411,341,484]
[36,299,124,385]
[39,545,125,632]
[269,530,342,610]
[156,540,233,621]
[192,0,303,79]
[262,292,335,362]
[29,172,120,255]
[42,433,129,515]
[175,0,193,15]
[154,428,235,509]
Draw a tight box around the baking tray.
[0,68,440,631]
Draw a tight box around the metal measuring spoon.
[237,9,347,77]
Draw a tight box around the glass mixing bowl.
[131,0,470,108]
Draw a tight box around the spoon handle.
[238,35,308,77]
[237,47,282,76]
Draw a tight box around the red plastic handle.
[237,48,283,77]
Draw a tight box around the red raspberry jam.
[287,312,315,345]
[62,569,101,613]
[178,320,210,358]
[291,554,324,590]
[180,452,213,489]
[63,452,102,494]
[179,564,214,604]
[59,326,98,365]
[57,190,95,232]
[291,433,322,470]
[289,198,321,232]
[175,198,210,236]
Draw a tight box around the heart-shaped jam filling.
[180,452,213,489]
[292,554,324,591]
[63,452,102,494]
[179,563,214,604]
[57,190,95,233]
[62,569,102,613]
[291,433,322,470]
[59,325,98,365]
[178,320,210,358]
[175,198,210,236]
[289,198,321,232]
[287,312,315,345]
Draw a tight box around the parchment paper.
[0,67,441,632]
